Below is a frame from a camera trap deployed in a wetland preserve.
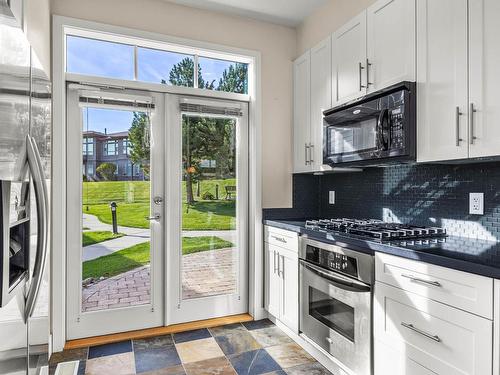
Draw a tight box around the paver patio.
[82,248,237,312]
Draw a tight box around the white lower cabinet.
[374,253,494,375]
[264,227,298,333]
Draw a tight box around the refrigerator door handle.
[24,135,49,322]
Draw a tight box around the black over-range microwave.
[323,81,416,167]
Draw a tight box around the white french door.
[66,88,249,339]
[166,95,248,324]
[66,85,165,339]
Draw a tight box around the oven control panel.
[305,245,358,279]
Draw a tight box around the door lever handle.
[145,214,161,221]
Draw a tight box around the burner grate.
[305,219,446,241]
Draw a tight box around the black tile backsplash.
[287,162,500,241]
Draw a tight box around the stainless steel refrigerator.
[0,0,51,374]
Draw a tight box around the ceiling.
[163,0,329,27]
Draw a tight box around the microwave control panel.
[390,105,405,150]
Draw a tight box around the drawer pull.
[401,322,441,343]
[271,235,287,243]
[401,274,441,287]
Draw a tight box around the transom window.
[104,140,118,156]
[66,35,249,94]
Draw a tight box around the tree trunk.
[185,146,195,204]
[186,172,194,204]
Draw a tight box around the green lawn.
[82,231,124,247]
[82,236,234,280]
[82,179,236,230]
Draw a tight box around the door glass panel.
[181,114,238,300]
[81,107,152,312]
[309,286,355,342]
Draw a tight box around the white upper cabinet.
[417,0,469,162]
[332,12,367,106]
[468,0,500,158]
[367,0,416,91]
[293,51,311,173]
[310,37,332,169]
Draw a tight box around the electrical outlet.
[329,191,335,204]
[469,192,484,215]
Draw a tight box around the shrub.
[96,162,116,181]
[202,192,215,200]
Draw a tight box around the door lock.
[153,196,163,205]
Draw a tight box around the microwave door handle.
[377,109,389,151]
[24,135,49,322]
[301,260,370,292]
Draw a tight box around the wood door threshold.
[64,313,253,350]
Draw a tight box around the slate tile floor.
[49,320,332,375]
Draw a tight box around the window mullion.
[134,45,138,81]
[194,54,199,89]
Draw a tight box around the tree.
[128,112,150,179]
[96,162,116,181]
[166,57,215,89]
[216,63,248,94]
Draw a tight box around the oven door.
[300,260,371,375]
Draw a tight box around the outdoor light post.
[110,201,118,234]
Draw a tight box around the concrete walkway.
[82,213,237,261]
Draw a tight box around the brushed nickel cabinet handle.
[309,143,314,164]
[359,62,366,90]
[271,235,287,243]
[401,274,441,287]
[305,143,309,165]
[401,322,441,343]
[273,251,278,274]
[470,103,477,145]
[366,58,372,86]
[456,106,463,146]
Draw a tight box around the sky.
[66,35,232,85]
[67,35,235,130]
[82,108,136,134]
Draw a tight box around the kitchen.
[1,0,499,374]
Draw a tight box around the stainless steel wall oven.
[299,237,374,375]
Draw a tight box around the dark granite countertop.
[264,219,500,279]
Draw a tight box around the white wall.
[25,0,51,76]
[51,0,296,208]
[296,0,376,56]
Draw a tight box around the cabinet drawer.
[375,252,493,319]
[374,282,492,375]
[264,226,298,252]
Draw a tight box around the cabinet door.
[279,250,298,333]
[469,0,500,158]
[367,0,416,91]
[310,37,332,171]
[332,11,367,106]
[265,244,281,318]
[293,51,311,173]
[416,0,468,162]
[374,282,492,375]
[375,340,439,375]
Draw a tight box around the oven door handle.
[300,260,371,293]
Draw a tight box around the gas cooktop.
[304,218,446,242]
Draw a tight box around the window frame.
[82,137,94,156]
[104,140,118,156]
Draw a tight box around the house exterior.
[82,130,145,181]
